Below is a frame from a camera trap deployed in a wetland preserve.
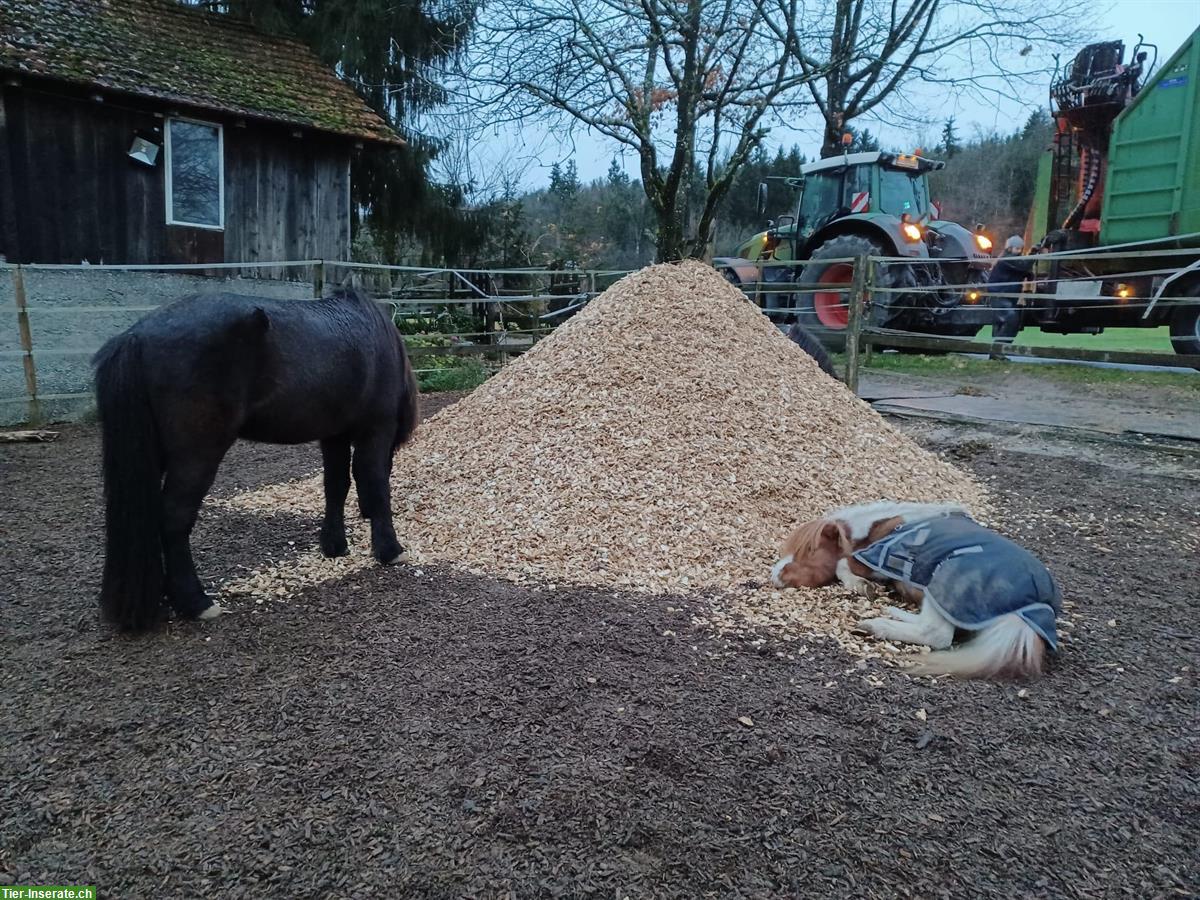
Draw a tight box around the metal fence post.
[844,255,869,395]
[11,265,42,425]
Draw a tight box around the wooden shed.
[0,0,403,266]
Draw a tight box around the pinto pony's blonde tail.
[909,614,1047,680]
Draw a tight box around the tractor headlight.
[902,222,922,242]
[974,233,993,252]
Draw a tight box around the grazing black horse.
[92,287,419,631]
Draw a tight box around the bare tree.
[767,0,1089,157]
[457,0,823,260]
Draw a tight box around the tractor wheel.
[895,267,984,345]
[1168,299,1200,368]
[941,269,987,339]
[884,264,983,351]
[795,235,892,350]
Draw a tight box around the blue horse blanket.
[852,512,1061,650]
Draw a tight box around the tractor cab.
[714,147,996,345]
[755,151,945,261]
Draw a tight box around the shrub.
[418,359,490,393]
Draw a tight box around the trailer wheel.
[1168,300,1200,367]
[795,235,893,350]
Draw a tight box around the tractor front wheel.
[795,235,891,350]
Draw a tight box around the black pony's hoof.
[375,544,409,566]
[171,593,221,622]
[320,535,350,558]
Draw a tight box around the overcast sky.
[463,0,1200,193]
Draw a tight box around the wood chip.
[222,261,987,660]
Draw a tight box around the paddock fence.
[3,247,1198,427]
[0,260,626,426]
[727,246,1200,392]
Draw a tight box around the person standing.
[985,235,1031,358]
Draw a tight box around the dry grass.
[222,261,988,658]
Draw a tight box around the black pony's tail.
[92,333,165,631]
[394,332,421,450]
[786,322,840,380]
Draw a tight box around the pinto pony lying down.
[771,501,1061,679]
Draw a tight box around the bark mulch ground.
[1,393,1197,899]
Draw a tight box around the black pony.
[92,287,419,631]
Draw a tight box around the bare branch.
[453,0,825,259]
[771,0,1092,156]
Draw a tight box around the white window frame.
[164,117,225,231]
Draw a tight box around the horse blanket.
[853,512,1061,649]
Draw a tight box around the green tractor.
[714,150,996,347]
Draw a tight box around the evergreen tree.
[606,157,630,188]
[192,0,477,259]
[549,161,581,200]
[940,118,961,158]
[842,127,880,153]
[601,159,638,264]
[1022,108,1051,140]
[494,186,530,268]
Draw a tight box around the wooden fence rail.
[3,256,1197,427]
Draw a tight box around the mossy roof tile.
[0,0,403,144]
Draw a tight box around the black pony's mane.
[328,285,373,303]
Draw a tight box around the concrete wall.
[0,267,313,426]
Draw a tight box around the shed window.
[165,119,223,229]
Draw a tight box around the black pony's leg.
[319,437,352,558]
[161,450,228,619]
[351,431,404,565]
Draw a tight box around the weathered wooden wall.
[0,87,170,264]
[0,84,351,267]
[224,129,350,266]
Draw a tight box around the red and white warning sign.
[849,191,870,213]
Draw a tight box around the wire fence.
[2,247,1198,426]
[0,260,624,426]
[720,248,1200,391]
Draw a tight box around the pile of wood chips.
[223,261,988,658]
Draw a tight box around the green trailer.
[1017,25,1200,361]
[1102,29,1200,245]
